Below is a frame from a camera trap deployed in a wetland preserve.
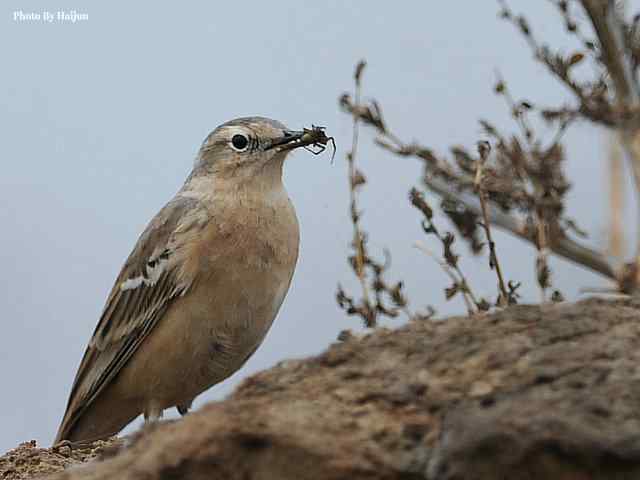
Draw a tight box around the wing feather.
[55,195,209,442]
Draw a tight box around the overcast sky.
[1,1,638,452]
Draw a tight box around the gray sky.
[1,1,636,452]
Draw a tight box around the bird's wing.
[55,195,210,442]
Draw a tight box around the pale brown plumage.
[55,117,310,444]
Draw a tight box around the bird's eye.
[231,134,249,152]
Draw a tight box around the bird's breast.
[201,187,298,269]
[180,188,299,385]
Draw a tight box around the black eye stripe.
[231,134,249,151]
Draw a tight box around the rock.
[3,298,640,479]
[0,439,121,479]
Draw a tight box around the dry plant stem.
[438,176,613,276]
[414,241,475,314]
[608,132,625,258]
[492,75,553,299]
[581,0,639,103]
[428,226,480,309]
[474,148,510,306]
[409,187,482,311]
[537,219,550,302]
[581,0,640,261]
[375,134,617,280]
[348,62,372,314]
[495,0,636,285]
[338,63,412,326]
[340,68,616,281]
[496,71,534,145]
[622,131,640,261]
[480,199,509,304]
[340,0,640,288]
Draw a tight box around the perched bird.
[55,117,316,444]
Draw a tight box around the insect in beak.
[266,125,336,161]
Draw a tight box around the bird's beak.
[264,130,306,151]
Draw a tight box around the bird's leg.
[176,399,193,416]
[143,406,164,423]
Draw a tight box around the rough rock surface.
[0,440,120,479]
[3,298,640,479]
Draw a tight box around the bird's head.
[193,117,311,180]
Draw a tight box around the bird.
[54,117,317,445]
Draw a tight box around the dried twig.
[474,141,512,306]
[337,1,640,320]
[499,0,640,291]
[413,241,476,314]
[340,94,617,282]
[608,131,626,258]
[337,61,411,327]
[581,0,640,265]
[410,189,488,313]
[348,61,372,322]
